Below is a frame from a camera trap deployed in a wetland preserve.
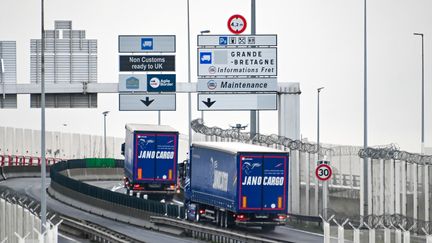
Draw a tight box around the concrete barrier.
[66,168,123,181]
[0,167,5,181]
[1,166,47,179]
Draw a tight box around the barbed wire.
[322,208,431,234]
[192,119,432,165]
[191,119,329,154]
[359,146,432,165]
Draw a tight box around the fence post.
[0,198,5,241]
[333,218,349,243]
[320,215,334,243]
[305,152,310,215]
[364,223,376,243]
[394,228,402,243]
[348,222,363,243]
[14,232,30,243]
[425,164,429,222]
[383,227,391,243]
[403,230,410,243]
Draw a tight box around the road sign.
[119,55,175,72]
[119,94,176,111]
[118,74,147,92]
[118,35,175,53]
[197,78,277,92]
[197,35,277,47]
[147,74,176,92]
[198,48,277,76]
[197,93,277,111]
[119,74,176,92]
[228,14,247,34]
[315,164,332,181]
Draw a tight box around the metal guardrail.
[150,216,286,243]
[50,160,185,218]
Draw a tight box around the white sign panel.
[198,48,277,76]
[197,93,277,111]
[197,35,277,46]
[118,74,147,92]
[197,78,277,92]
[119,94,176,111]
[118,35,175,53]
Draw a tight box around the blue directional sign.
[119,35,175,53]
[199,52,212,64]
[219,36,228,45]
[147,74,176,92]
[141,38,153,50]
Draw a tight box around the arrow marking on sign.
[202,98,216,108]
[140,97,155,106]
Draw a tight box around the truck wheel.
[223,211,228,228]
[262,225,276,231]
[215,210,220,225]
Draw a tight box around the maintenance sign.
[198,48,277,76]
[119,55,175,72]
[197,78,277,92]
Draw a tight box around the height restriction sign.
[228,14,247,34]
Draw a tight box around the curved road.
[1,177,334,242]
[0,178,200,243]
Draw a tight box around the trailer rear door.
[239,154,288,211]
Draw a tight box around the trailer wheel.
[215,210,220,226]
[195,211,200,222]
[223,211,228,228]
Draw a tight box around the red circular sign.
[227,14,247,34]
[315,164,332,181]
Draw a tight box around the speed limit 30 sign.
[315,164,332,181]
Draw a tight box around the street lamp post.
[414,33,424,154]
[102,111,109,158]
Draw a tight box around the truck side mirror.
[121,143,125,156]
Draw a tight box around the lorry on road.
[123,124,179,197]
[184,142,289,230]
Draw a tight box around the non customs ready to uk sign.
[198,48,277,76]
[119,55,175,72]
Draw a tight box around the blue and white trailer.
[184,142,289,230]
[123,124,179,196]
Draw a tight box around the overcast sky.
[0,0,431,153]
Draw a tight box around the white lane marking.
[58,233,81,242]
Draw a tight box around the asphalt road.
[0,177,335,242]
[77,180,329,242]
[0,178,200,243]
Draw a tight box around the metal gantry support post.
[40,0,47,237]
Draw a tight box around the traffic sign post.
[316,164,332,181]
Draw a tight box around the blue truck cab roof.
[126,123,178,133]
